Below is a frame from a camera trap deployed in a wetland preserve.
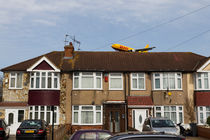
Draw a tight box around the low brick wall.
[197,126,210,139]
[71,125,103,134]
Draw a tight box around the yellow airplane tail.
[142,44,149,52]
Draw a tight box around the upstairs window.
[109,73,123,90]
[9,72,23,89]
[73,72,102,90]
[131,73,145,90]
[195,72,210,90]
[30,72,60,89]
[153,73,182,90]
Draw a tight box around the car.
[0,119,10,140]
[16,119,48,140]
[106,132,185,140]
[70,129,112,140]
[142,117,180,135]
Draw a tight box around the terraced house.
[0,42,210,134]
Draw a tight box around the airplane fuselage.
[111,44,134,52]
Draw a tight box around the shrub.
[207,116,210,126]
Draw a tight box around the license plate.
[25,130,34,133]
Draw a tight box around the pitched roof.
[1,51,207,72]
[127,96,153,106]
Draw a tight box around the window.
[195,73,210,90]
[29,106,59,125]
[155,106,183,124]
[131,73,145,90]
[9,72,23,89]
[109,73,123,90]
[73,72,102,90]
[153,73,182,90]
[30,72,60,89]
[72,105,102,125]
[198,106,210,125]
[18,110,24,122]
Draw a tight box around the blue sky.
[0,0,210,72]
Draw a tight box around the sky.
[0,0,210,74]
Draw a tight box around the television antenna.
[64,34,81,50]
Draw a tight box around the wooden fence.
[47,125,68,140]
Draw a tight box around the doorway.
[5,109,25,135]
[103,103,125,133]
[132,109,148,131]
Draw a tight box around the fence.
[197,126,210,139]
[47,125,68,140]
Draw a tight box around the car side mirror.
[146,125,150,129]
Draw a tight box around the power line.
[90,4,210,51]
[166,29,210,51]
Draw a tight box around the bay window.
[197,106,210,125]
[131,73,145,90]
[72,105,102,125]
[9,72,23,89]
[153,73,182,90]
[155,106,183,124]
[29,106,59,125]
[30,71,60,89]
[73,72,102,90]
[195,72,210,90]
[109,73,123,90]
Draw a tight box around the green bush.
[207,116,210,126]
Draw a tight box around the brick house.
[0,42,210,134]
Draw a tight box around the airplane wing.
[135,47,156,52]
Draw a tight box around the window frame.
[29,71,60,90]
[131,73,146,90]
[9,72,23,89]
[195,72,210,90]
[197,106,210,125]
[152,72,182,90]
[29,106,59,125]
[72,105,103,125]
[73,72,103,90]
[154,106,184,124]
[109,73,123,90]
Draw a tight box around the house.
[0,42,209,134]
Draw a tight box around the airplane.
[111,44,156,52]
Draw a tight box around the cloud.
[0,0,205,27]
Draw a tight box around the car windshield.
[20,120,42,128]
[151,120,175,127]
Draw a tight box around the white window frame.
[154,106,184,124]
[131,73,145,90]
[152,72,182,90]
[73,72,102,90]
[109,73,123,90]
[72,105,103,125]
[29,71,60,90]
[197,106,210,125]
[29,106,59,125]
[195,72,210,90]
[9,72,23,89]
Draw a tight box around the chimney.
[64,42,74,59]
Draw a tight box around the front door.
[104,104,125,133]
[133,109,148,132]
[5,109,25,135]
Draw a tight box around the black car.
[16,119,48,140]
[106,132,185,140]
[0,119,10,140]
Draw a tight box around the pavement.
[8,135,210,140]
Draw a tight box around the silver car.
[142,117,180,135]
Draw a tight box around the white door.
[5,109,24,135]
[133,109,148,132]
